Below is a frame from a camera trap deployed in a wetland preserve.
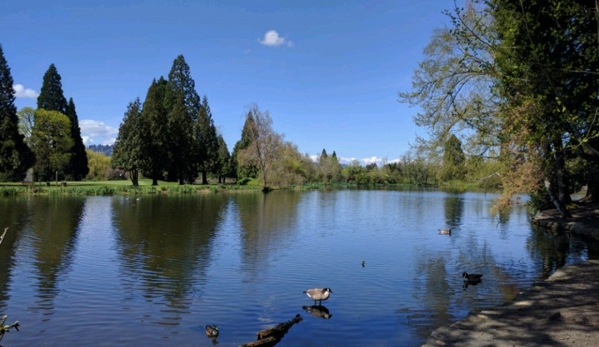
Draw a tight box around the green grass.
[0,178,263,196]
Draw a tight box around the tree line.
[0,45,88,183]
[0,42,501,189]
[399,0,599,213]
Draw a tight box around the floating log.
[239,314,302,347]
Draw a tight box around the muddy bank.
[422,259,599,347]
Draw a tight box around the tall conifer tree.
[196,95,219,184]
[0,44,34,181]
[164,55,200,183]
[112,98,143,186]
[65,98,89,180]
[37,64,67,114]
[140,77,169,185]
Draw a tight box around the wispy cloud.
[80,120,118,146]
[13,84,38,99]
[259,30,293,47]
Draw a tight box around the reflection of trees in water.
[443,195,464,228]
[29,197,85,311]
[234,191,301,278]
[405,235,524,340]
[0,198,32,310]
[112,194,229,308]
[407,256,454,339]
[526,225,585,278]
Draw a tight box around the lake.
[0,189,597,346]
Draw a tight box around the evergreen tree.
[112,98,143,186]
[164,55,200,183]
[166,91,192,184]
[196,95,219,184]
[65,98,89,180]
[37,64,68,114]
[215,134,231,183]
[0,44,34,181]
[232,111,258,180]
[140,77,169,186]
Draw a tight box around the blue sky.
[2,0,453,165]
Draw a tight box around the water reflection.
[233,191,302,278]
[111,194,229,315]
[0,197,32,310]
[28,197,85,314]
[302,305,332,319]
[443,195,464,228]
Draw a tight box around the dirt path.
[423,260,599,347]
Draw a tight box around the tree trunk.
[544,177,572,218]
[130,169,139,186]
[202,171,208,185]
[552,139,572,205]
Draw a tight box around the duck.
[462,272,483,282]
[205,324,219,338]
[438,228,452,235]
[303,287,332,305]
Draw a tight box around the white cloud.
[259,30,292,47]
[79,120,118,146]
[13,84,38,99]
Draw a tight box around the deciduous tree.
[30,109,73,182]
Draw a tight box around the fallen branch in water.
[0,227,8,246]
[239,314,303,347]
[0,315,20,343]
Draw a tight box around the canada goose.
[205,324,219,338]
[462,272,483,282]
[438,228,452,235]
[303,288,332,305]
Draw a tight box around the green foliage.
[30,109,73,182]
[164,55,201,184]
[439,134,466,182]
[112,98,143,186]
[232,111,258,179]
[37,64,67,114]
[196,96,219,184]
[64,98,88,180]
[529,186,554,212]
[85,149,111,181]
[16,107,35,142]
[0,45,34,181]
[140,77,169,185]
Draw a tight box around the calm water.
[0,189,597,346]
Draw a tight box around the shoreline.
[423,203,599,346]
[423,259,599,347]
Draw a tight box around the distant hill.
[87,144,113,156]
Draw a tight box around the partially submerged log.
[239,314,302,347]
[0,227,8,246]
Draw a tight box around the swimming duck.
[303,288,332,305]
[438,228,452,235]
[462,272,483,282]
[205,324,219,338]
